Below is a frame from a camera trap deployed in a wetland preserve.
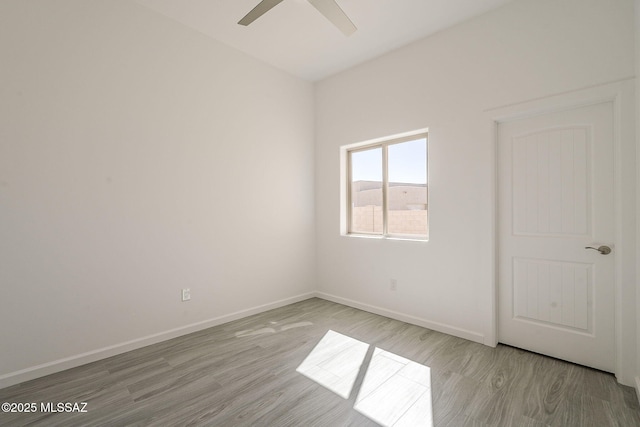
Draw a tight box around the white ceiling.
[134,0,514,81]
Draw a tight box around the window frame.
[346,132,428,240]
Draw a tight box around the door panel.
[513,258,591,332]
[498,102,614,372]
[512,127,590,236]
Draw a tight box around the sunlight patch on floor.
[296,330,433,426]
[296,330,369,398]
[354,348,433,426]
[235,321,314,337]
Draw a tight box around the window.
[347,133,428,239]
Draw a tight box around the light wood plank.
[0,298,637,426]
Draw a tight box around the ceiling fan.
[238,0,357,36]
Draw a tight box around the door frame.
[485,78,636,386]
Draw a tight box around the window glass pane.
[350,148,383,234]
[387,138,428,236]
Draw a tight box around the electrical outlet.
[390,279,397,291]
[181,288,191,301]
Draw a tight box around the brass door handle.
[585,245,612,255]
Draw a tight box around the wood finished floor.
[1,298,638,426]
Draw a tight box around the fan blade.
[308,0,356,36]
[238,0,286,26]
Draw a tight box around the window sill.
[342,233,428,242]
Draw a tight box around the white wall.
[636,0,640,396]
[315,0,636,381]
[0,0,315,386]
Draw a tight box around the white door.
[497,101,615,372]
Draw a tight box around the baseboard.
[0,292,316,390]
[315,292,485,345]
